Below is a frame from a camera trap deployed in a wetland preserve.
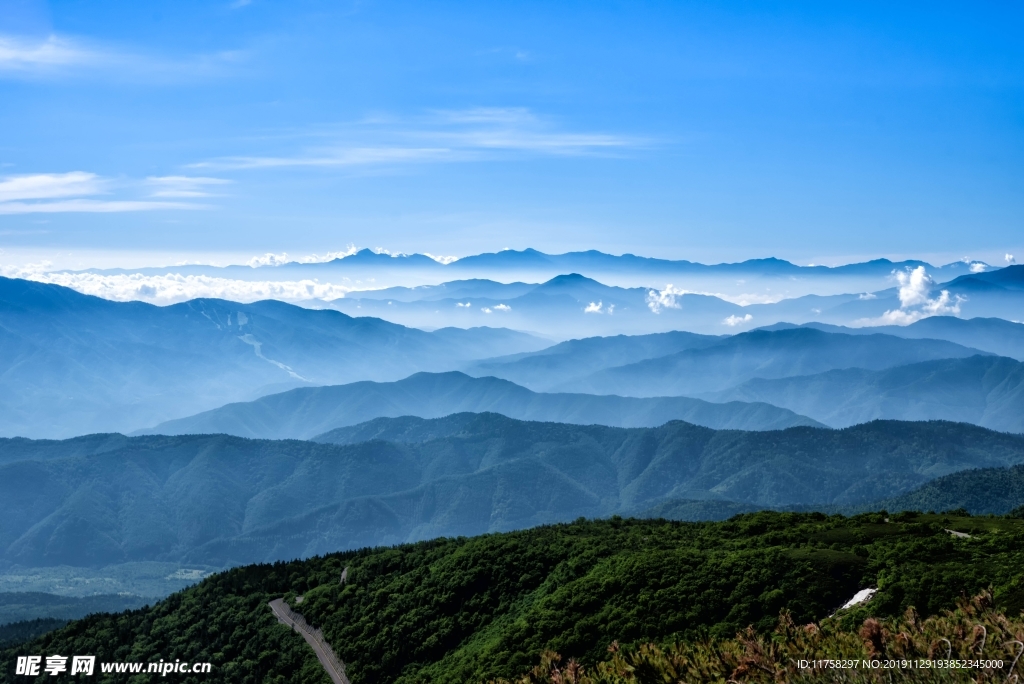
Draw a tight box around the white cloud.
[192,147,451,171]
[248,253,291,267]
[0,33,246,81]
[0,35,102,72]
[969,262,986,273]
[428,108,634,154]
[584,301,603,314]
[456,302,471,307]
[856,266,965,326]
[646,285,685,313]
[435,107,536,125]
[147,176,231,198]
[247,245,358,267]
[371,247,412,257]
[723,314,753,327]
[0,199,202,214]
[424,253,459,264]
[493,303,511,311]
[481,307,492,314]
[894,266,933,308]
[0,171,208,213]
[16,271,352,305]
[1008,254,1017,265]
[192,107,639,171]
[646,283,785,312]
[0,172,104,202]
[858,292,877,300]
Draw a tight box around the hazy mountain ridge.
[758,317,1024,360]
[79,248,985,289]
[0,277,547,438]
[705,354,1024,433]
[464,330,724,391]
[558,327,990,396]
[136,371,821,439]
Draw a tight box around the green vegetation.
[0,620,67,649]
[496,592,1023,683]
[3,512,1024,683]
[863,465,1024,516]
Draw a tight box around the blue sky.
[0,0,1022,267]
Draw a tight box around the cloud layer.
[3,268,352,305]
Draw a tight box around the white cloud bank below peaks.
[9,270,353,306]
[857,266,965,326]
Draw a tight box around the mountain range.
[323,268,1024,339]
[136,371,820,438]
[761,316,1024,360]
[3,414,1022,570]
[535,327,990,395]
[79,248,990,295]
[0,277,546,438]
[705,354,1024,433]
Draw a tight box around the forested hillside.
[4,416,1023,568]
[4,512,1024,683]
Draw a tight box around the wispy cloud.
[0,172,106,202]
[0,33,246,81]
[192,107,641,171]
[192,147,450,171]
[0,172,210,213]
[0,35,103,73]
[0,199,203,214]
[1008,254,1017,265]
[147,176,232,198]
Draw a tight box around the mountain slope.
[0,277,547,438]
[465,330,723,391]
[136,371,821,438]
[863,464,1024,515]
[706,355,1024,432]
[4,415,1023,568]
[3,513,1023,684]
[761,317,1024,361]
[564,327,989,397]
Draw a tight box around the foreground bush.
[496,592,1024,683]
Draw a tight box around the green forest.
[3,511,1024,683]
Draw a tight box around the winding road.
[269,598,351,684]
